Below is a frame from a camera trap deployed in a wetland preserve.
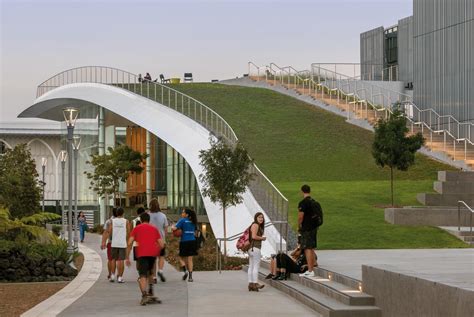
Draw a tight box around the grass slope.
[143,83,465,248]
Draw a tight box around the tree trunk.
[390,167,394,207]
[223,206,227,261]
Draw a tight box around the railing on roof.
[36,66,290,251]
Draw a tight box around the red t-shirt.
[130,223,162,258]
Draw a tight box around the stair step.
[253,266,381,317]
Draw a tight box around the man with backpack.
[297,184,323,277]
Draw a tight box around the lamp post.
[41,157,47,212]
[59,150,68,239]
[63,107,79,254]
[72,136,81,250]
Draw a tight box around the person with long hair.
[248,212,266,292]
[172,208,198,282]
[77,211,87,243]
[148,199,168,283]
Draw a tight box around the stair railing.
[458,200,473,237]
[37,66,290,250]
[249,61,473,165]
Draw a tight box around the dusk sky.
[0,0,412,123]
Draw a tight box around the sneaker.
[188,277,193,282]
[109,274,115,282]
[117,276,124,283]
[182,271,188,281]
[140,296,148,306]
[299,271,315,277]
[157,271,166,282]
[276,274,287,280]
[265,273,274,280]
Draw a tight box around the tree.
[199,137,254,257]
[372,109,424,206]
[0,144,42,218]
[85,145,147,206]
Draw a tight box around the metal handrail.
[249,61,474,164]
[215,221,286,273]
[458,201,473,236]
[37,66,290,252]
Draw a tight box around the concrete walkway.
[317,248,474,291]
[58,234,317,317]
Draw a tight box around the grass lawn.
[125,83,466,249]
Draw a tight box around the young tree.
[0,144,42,218]
[199,137,254,257]
[85,145,147,206]
[372,109,424,206]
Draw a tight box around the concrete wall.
[362,265,474,317]
[385,206,472,226]
[413,0,474,124]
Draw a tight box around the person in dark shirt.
[297,184,322,277]
[144,72,152,82]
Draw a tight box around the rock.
[45,267,56,276]
[5,268,15,281]
[32,267,41,276]
[10,258,20,268]
[0,259,10,269]
[55,267,63,275]
[62,266,74,276]
[55,261,66,270]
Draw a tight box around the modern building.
[361,0,473,125]
[5,66,288,256]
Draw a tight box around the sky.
[0,0,412,123]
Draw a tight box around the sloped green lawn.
[133,83,466,248]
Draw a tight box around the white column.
[98,107,106,224]
[146,130,152,207]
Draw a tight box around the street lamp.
[59,150,68,239]
[41,157,47,212]
[72,136,81,250]
[63,107,79,254]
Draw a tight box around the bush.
[89,224,104,234]
[165,230,247,271]
[52,225,62,236]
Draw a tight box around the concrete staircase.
[439,226,474,245]
[246,261,382,317]
[249,76,474,170]
[417,171,474,206]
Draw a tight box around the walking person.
[298,184,323,277]
[132,207,146,270]
[126,212,164,305]
[101,207,117,280]
[148,198,168,283]
[105,207,130,283]
[78,211,88,243]
[248,212,266,291]
[172,208,198,282]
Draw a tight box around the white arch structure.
[19,83,283,256]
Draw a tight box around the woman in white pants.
[248,212,266,292]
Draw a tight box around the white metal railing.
[248,61,474,163]
[215,221,286,273]
[458,200,473,237]
[311,63,399,82]
[37,66,290,248]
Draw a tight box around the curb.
[21,243,102,317]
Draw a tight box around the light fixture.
[328,273,332,281]
[41,157,47,167]
[358,282,363,292]
[59,150,68,162]
[63,107,79,127]
[72,136,81,150]
[201,223,207,237]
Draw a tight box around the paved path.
[317,248,474,291]
[59,234,317,317]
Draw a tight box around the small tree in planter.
[0,144,42,218]
[199,137,254,258]
[372,109,424,206]
[85,145,147,207]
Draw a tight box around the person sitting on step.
[265,245,308,280]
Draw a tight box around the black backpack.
[310,199,323,229]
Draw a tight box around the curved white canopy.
[19,83,283,256]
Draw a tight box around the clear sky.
[0,0,412,123]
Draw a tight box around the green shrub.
[52,225,62,236]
